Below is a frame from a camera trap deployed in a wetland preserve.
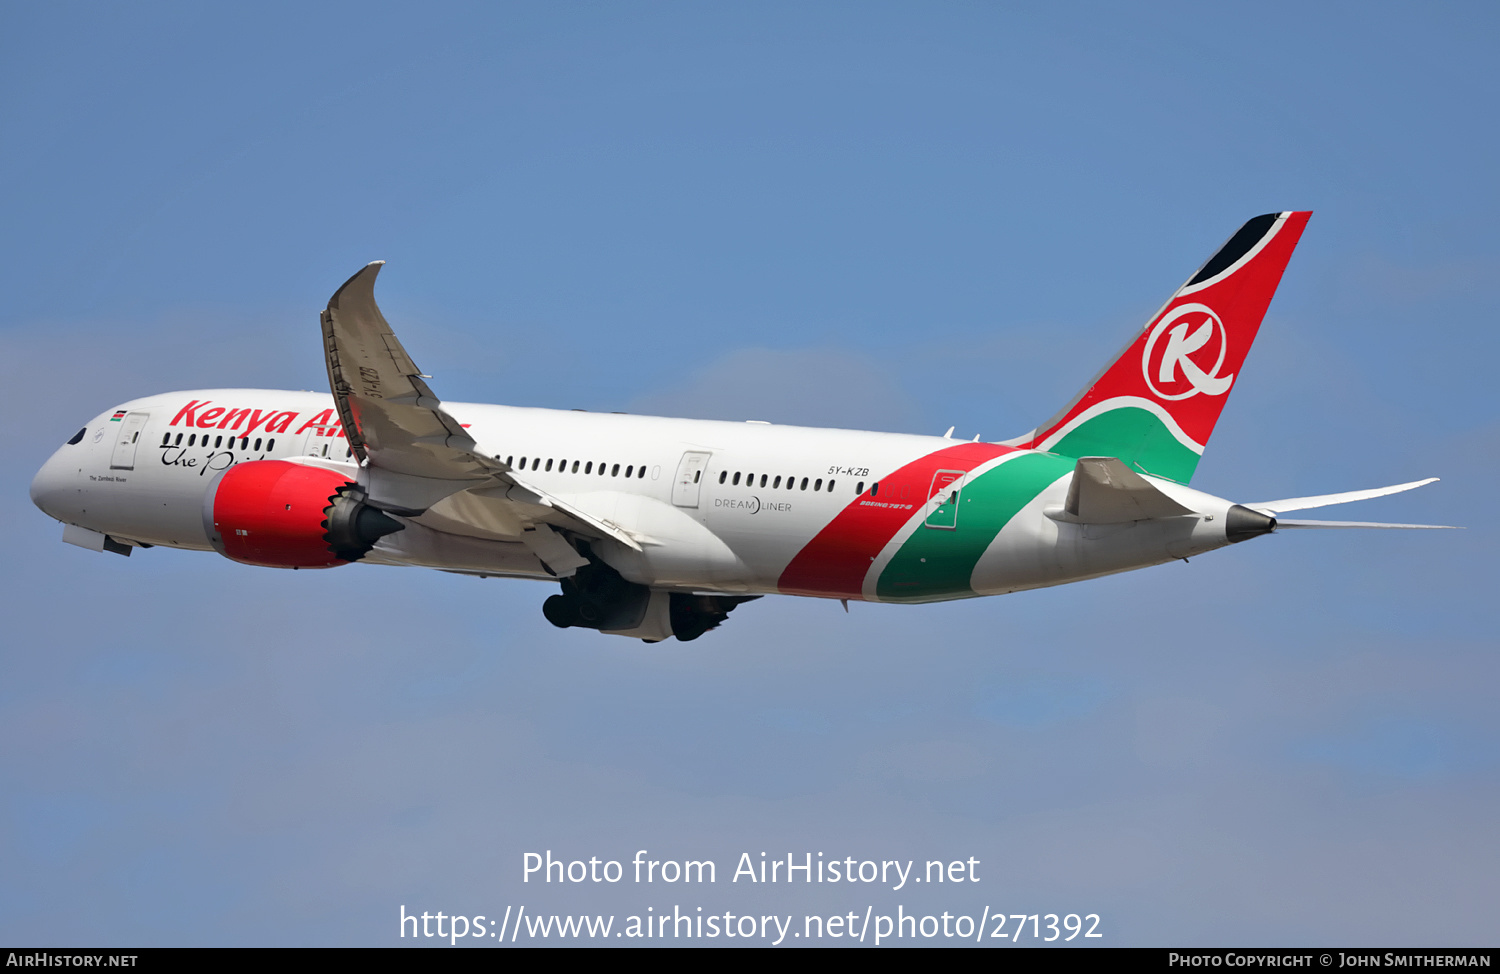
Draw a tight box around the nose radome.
[31,443,78,520]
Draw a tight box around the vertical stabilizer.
[1003,211,1311,483]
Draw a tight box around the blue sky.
[3,2,1496,946]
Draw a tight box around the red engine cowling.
[202,460,391,569]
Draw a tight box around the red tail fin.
[1004,211,1311,483]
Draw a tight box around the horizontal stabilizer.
[1247,478,1438,514]
[1061,457,1195,524]
[1275,519,1460,530]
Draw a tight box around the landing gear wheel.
[542,595,576,628]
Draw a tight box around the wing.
[321,262,641,573]
[323,262,497,488]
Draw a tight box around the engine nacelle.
[202,460,402,569]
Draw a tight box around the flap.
[518,523,591,576]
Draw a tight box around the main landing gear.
[541,553,757,642]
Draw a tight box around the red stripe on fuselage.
[777,441,1014,599]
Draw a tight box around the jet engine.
[202,460,403,568]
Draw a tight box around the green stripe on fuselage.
[875,452,1072,603]
[1048,407,1201,483]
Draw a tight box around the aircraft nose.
[31,439,81,520]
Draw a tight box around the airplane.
[30,211,1453,642]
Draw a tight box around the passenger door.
[671,451,712,508]
[109,412,150,470]
[923,469,966,529]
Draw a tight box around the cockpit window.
[66,427,86,445]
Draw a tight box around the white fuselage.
[33,388,1243,607]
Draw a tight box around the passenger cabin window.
[719,471,727,484]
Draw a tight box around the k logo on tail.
[1142,303,1233,400]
